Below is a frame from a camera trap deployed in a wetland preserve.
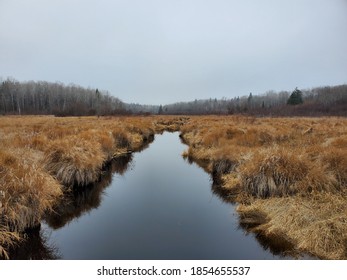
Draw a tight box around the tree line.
[0,78,126,116]
[160,85,347,116]
[1,77,346,116]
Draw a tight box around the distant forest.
[0,78,346,116]
[0,78,126,116]
[160,85,347,116]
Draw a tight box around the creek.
[13,132,288,259]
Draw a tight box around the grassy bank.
[2,115,346,259]
[180,116,347,259]
[0,115,184,259]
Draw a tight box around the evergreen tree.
[247,92,253,103]
[287,87,303,105]
[158,105,163,114]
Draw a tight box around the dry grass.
[2,114,346,259]
[180,115,347,259]
[0,148,62,259]
[240,147,338,197]
[0,226,21,260]
[44,136,106,187]
[237,193,347,259]
[0,115,184,259]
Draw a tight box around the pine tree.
[287,87,303,105]
[158,105,163,115]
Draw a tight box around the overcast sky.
[1,0,346,105]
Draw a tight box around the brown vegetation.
[180,116,347,259]
[1,114,346,260]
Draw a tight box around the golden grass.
[0,148,62,259]
[44,136,106,187]
[180,115,347,259]
[237,193,347,259]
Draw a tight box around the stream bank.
[179,116,347,260]
[0,116,185,259]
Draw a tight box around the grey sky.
[1,0,346,105]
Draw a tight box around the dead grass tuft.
[241,148,308,197]
[237,193,347,259]
[239,148,338,197]
[322,148,347,187]
[44,137,106,187]
[113,130,131,149]
[0,148,62,259]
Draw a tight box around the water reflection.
[5,225,60,260]
[5,154,134,259]
[183,157,299,259]
[45,154,133,229]
[181,146,240,205]
[44,134,155,230]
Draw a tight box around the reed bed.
[180,115,347,259]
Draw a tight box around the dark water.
[14,132,290,260]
